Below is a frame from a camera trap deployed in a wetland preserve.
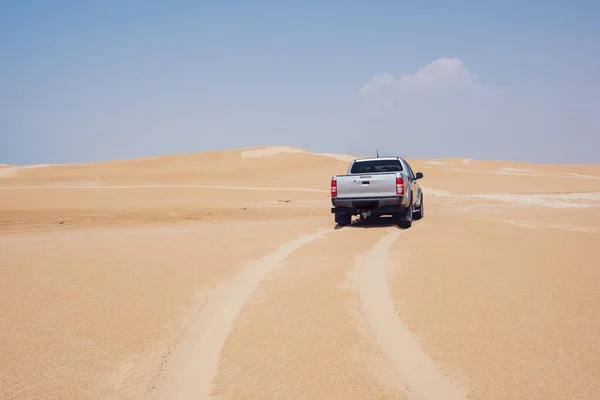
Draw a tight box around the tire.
[396,204,412,229]
[413,194,424,220]
[335,212,352,226]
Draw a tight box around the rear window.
[350,159,403,174]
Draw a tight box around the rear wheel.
[335,212,352,226]
[414,194,424,220]
[396,204,412,229]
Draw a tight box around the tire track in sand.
[355,229,469,400]
[155,227,330,400]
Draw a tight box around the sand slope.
[1,146,599,400]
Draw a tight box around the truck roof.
[353,157,400,162]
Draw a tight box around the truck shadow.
[334,216,406,230]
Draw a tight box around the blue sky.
[1,0,599,164]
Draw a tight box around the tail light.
[331,178,337,197]
[396,176,404,195]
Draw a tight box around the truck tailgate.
[336,173,398,198]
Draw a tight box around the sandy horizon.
[1,145,599,399]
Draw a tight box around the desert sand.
[1,146,599,400]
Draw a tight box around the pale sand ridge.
[240,145,356,161]
[0,164,55,177]
[241,146,308,158]
[422,161,448,166]
[422,165,600,180]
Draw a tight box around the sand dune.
[1,146,599,400]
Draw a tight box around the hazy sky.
[2,1,599,165]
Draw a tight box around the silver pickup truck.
[330,157,424,228]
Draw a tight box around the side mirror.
[415,172,423,180]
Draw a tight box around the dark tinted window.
[350,159,403,174]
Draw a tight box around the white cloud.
[358,57,504,102]
[349,58,512,159]
[398,57,479,86]
[348,57,600,163]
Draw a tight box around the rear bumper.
[331,196,406,214]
